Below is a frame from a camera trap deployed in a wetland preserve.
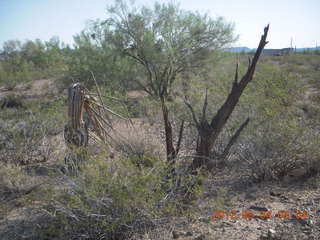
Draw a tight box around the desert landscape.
[0,1,320,239]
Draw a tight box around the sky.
[0,0,319,49]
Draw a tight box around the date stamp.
[211,209,309,221]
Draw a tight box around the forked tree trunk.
[160,97,176,162]
[187,25,270,172]
[160,96,185,165]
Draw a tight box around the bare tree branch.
[201,88,208,121]
[210,25,269,131]
[184,98,199,128]
[190,25,269,171]
[233,62,239,89]
[220,117,250,161]
[175,120,185,155]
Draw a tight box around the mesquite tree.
[101,0,236,162]
[185,25,269,171]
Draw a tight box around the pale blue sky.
[0,0,319,49]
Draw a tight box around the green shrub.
[0,98,66,165]
[35,153,186,239]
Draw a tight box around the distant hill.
[224,46,252,53]
[225,46,320,53]
[295,46,320,52]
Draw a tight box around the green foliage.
[35,153,186,239]
[0,0,236,96]
[0,97,67,164]
[65,22,141,91]
[0,37,70,87]
[172,51,319,181]
[234,55,320,181]
[0,163,29,190]
[102,0,236,98]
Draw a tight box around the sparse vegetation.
[1,1,320,239]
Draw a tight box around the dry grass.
[110,119,165,167]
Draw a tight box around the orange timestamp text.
[211,209,309,221]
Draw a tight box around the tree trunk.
[189,25,269,172]
[160,97,176,162]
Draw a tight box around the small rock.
[298,218,313,226]
[268,229,276,238]
[221,221,233,227]
[282,194,290,200]
[308,200,315,206]
[288,168,307,178]
[270,190,282,197]
[172,230,180,239]
[298,219,309,225]
[249,205,269,212]
[172,231,193,238]
[260,233,268,239]
[194,234,205,240]
[0,95,24,109]
[198,217,211,223]
[301,226,312,234]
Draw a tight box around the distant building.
[261,48,293,56]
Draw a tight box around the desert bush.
[112,121,164,168]
[0,94,24,109]
[34,153,196,239]
[0,38,70,87]
[174,53,318,181]
[146,51,320,183]
[0,116,52,165]
[1,152,204,240]
[232,62,320,182]
[238,126,306,182]
[0,98,66,165]
[0,163,42,219]
[0,163,29,193]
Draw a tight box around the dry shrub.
[33,153,181,240]
[0,163,29,193]
[0,94,24,109]
[111,119,165,168]
[0,98,66,165]
[0,115,53,165]
[0,163,43,218]
[237,124,320,182]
